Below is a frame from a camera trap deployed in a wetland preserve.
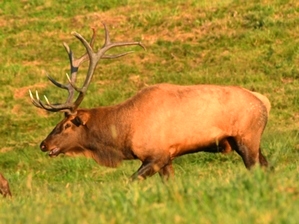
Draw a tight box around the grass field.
[1,0,299,223]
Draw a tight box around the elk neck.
[77,104,137,162]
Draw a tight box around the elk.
[30,23,270,180]
[0,173,12,197]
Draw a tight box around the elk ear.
[71,113,90,126]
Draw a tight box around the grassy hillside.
[1,0,299,223]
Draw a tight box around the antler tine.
[29,90,73,112]
[101,47,145,59]
[29,90,44,109]
[29,90,42,108]
[101,41,145,59]
[103,23,111,46]
[47,75,68,89]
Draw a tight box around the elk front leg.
[0,173,12,198]
[131,157,172,181]
[158,162,174,180]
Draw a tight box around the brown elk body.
[0,173,12,197]
[30,24,269,180]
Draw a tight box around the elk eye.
[65,123,71,129]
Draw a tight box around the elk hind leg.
[258,148,268,167]
[227,137,267,169]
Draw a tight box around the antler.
[30,23,145,115]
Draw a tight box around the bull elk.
[30,23,270,180]
[0,173,12,197]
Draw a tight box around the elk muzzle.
[40,140,61,157]
[40,141,48,152]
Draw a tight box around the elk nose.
[40,141,47,152]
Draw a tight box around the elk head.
[30,23,144,158]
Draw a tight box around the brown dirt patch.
[14,83,47,100]
[0,147,13,153]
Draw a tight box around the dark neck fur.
[79,106,136,167]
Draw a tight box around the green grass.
[1,0,299,223]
